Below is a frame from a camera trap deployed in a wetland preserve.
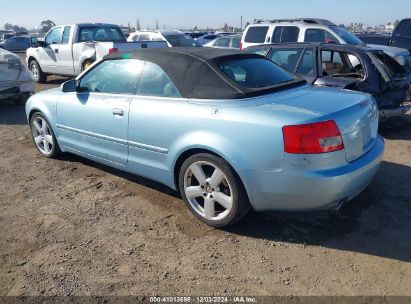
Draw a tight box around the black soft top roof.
[104,48,303,99]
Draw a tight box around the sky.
[1,0,410,30]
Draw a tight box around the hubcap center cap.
[206,186,212,193]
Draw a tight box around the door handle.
[112,108,125,116]
[54,48,59,53]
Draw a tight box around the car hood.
[367,44,409,56]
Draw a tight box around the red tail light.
[108,47,118,54]
[240,42,243,50]
[282,120,344,154]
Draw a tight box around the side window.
[305,29,338,43]
[137,34,151,41]
[231,38,241,49]
[137,61,181,98]
[151,34,165,41]
[244,26,269,43]
[321,50,359,77]
[215,38,230,47]
[272,26,300,43]
[45,28,62,45]
[62,26,71,44]
[267,49,303,72]
[296,49,315,76]
[79,59,144,94]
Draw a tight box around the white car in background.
[0,48,34,105]
[240,18,411,70]
[204,35,242,49]
[127,30,202,47]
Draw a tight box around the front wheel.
[30,113,60,158]
[179,153,250,227]
[29,60,46,83]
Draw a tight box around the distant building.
[385,23,395,31]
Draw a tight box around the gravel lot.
[0,54,410,297]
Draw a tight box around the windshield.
[164,34,202,47]
[219,58,295,88]
[330,26,364,45]
[78,26,126,42]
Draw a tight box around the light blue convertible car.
[26,48,384,227]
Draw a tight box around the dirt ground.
[0,54,411,297]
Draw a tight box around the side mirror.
[30,37,39,48]
[61,79,77,92]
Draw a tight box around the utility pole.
[241,16,243,30]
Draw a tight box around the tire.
[29,60,46,83]
[178,153,250,227]
[30,112,60,158]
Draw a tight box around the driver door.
[37,27,62,73]
[56,59,144,165]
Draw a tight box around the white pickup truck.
[26,23,167,83]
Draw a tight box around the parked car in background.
[127,30,202,47]
[26,23,168,83]
[195,33,221,45]
[247,43,411,120]
[185,32,208,39]
[358,19,411,53]
[204,35,241,49]
[389,19,411,51]
[26,48,383,227]
[0,36,31,52]
[241,19,411,71]
[0,48,34,104]
[0,33,15,42]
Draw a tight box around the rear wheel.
[178,153,250,227]
[30,113,60,158]
[29,60,46,83]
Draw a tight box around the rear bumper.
[242,135,385,211]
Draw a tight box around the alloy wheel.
[31,116,53,155]
[31,63,39,81]
[183,161,233,221]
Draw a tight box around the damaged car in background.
[247,43,411,120]
[26,23,168,83]
[0,48,34,105]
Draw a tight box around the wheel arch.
[27,56,38,68]
[172,147,250,204]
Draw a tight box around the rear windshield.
[330,26,364,45]
[244,26,269,43]
[78,26,126,42]
[164,34,201,47]
[219,58,295,88]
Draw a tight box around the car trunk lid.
[256,86,379,162]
